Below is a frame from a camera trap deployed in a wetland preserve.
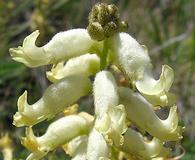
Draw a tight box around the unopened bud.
[87,22,105,41]
[87,3,128,41]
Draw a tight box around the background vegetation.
[0,0,194,159]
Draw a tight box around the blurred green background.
[0,0,194,159]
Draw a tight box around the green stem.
[100,39,109,70]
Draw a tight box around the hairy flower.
[9,3,184,159]
[93,71,127,145]
[86,128,111,160]
[9,27,175,108]
[64,135,88,160]
[14,75,91,127]
[120,128,171,160]
[22,112,93,160]
[46,54,100,83]
[109,33,175,107]
[95,105,127,146]
[93,71,119,116]
[9,29,101,67]
[119,87,184,141]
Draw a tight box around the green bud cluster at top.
[87,3,128,41]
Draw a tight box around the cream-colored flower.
[86,128,111,160]
[46,54,100,83]
[119,87,184,141]
[109,33,175,106]
[10,29,102,67]
[13,75,91,127]
[0,134,13,160]
[22,112,93,160]
[120,128,171,160]
[65,135,88,160]
[93,71,127,146]
[95,105,127,146]
[135,64,176,107]
[8,3,185,160]
[93,71,119,117]
[109,33,150,82]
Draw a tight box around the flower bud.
[87,22,105,41]
[104,22,118,38]
[87,3,128,41]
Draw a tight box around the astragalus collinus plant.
[9,3,184,160]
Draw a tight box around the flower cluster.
[9,3,184,160]
[0,134,13,160]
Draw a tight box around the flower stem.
[100,39,109,70]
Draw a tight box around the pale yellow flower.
[46,54,100,83]
[93,71,119,116]
[14,75,91,127]
[10,29,102,67]
[86,128,111,160]
[65,135,88,160]
[110,33,175,106]
[0,134,13,160]
[22,112,93,160]
[119,87,184,141]
[9,13,183,159]
[93,71,127,146]
[120,128,171,160]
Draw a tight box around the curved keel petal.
[136,65,175,106]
